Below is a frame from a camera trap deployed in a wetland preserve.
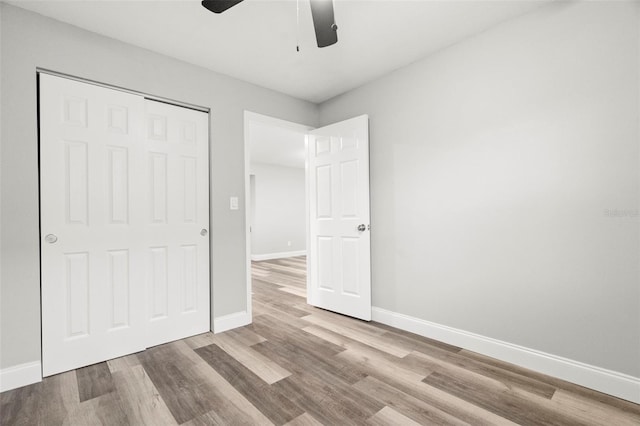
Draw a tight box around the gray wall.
[0,4,318,369]
[319,1,640,377]
[250,163,306,256]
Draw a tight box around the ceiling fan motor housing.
[202,0,338,48]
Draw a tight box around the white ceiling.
[9,0,550,103]
[249,121,307,168]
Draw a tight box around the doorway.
[244,112,372,322]
[244,112,312,318]
[39,73,211,376]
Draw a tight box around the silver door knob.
[200,229,208,236]
[45,234,58,244]
[357,224,366,232]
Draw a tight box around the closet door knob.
[45,234,58,244]
[200,229,208,236]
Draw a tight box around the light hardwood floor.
[2,256,639,425]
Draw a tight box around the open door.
[307,115,371,321]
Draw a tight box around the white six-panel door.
[40,74,209,376]
[40,74,147,376]
[307,115,371,321]
[144,100,210,347]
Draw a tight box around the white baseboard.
[251,250,306,261]
[372,306,640,404]
[0,361,42,392]
[213,311,252,334]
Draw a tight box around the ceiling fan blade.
[201,0,244,14]
[309,0,338,48]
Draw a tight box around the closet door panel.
[144,100,210,347]
[40,74,147,376]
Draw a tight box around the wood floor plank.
[172,339,215,366]
[302,314,412,357]
[278,286,308,298]
[268,374,334,424]
[252,301,311,329]
[252,338,367,385]
[137,343,221,424]
[424,371,586,426]
[444,354,558,400]
[398,347,559,400]
[302,324,402,364]
[355,376,468,425]
[254,271,306,287]
[311,373,385,423]
[253,265,306,288]
[394,379,519,425]
[551,389,640,426]
[253,298,290,319]
[183,409,271,426]
[402,350,557,400]
[272,372,382,426]
[253,293,311,318]
[370,321,462,354]
[249,314,346,359]
[253,262,307,280]
[283,412,324,426]
[0,383,43,425]
[253,279,307,303]
[75,362,115,402]
[181,409,239,426]
[107,353,141,373]
[64,390,130,425]
[183,332,218,350]
[316,340,517,426]
[336,348,428,385]
[459,349,640,415]
[376,329,462,360]
[0,370,79,426]
[301,308,387,337]
[367,406,427,426]
[111,364,177,425]
[214,332,292,384]
[225,326,268,346]
[195,343,304,424]
[183,361,275,426]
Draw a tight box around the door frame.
[243,111,313,321]
[37,69,214,370]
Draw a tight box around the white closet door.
[144,100,210,347]
[40,75,211,376]
[40,74,147,376]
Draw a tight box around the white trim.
[304,134,312,307]
[213,311,252,334]
[372,306,640,404]
[0,361,42,392]
[244,113,253,325]
[251,250,307,261]
[37,68,209,113]
[243,111,314,325]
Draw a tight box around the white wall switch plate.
[230,196,239,210]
